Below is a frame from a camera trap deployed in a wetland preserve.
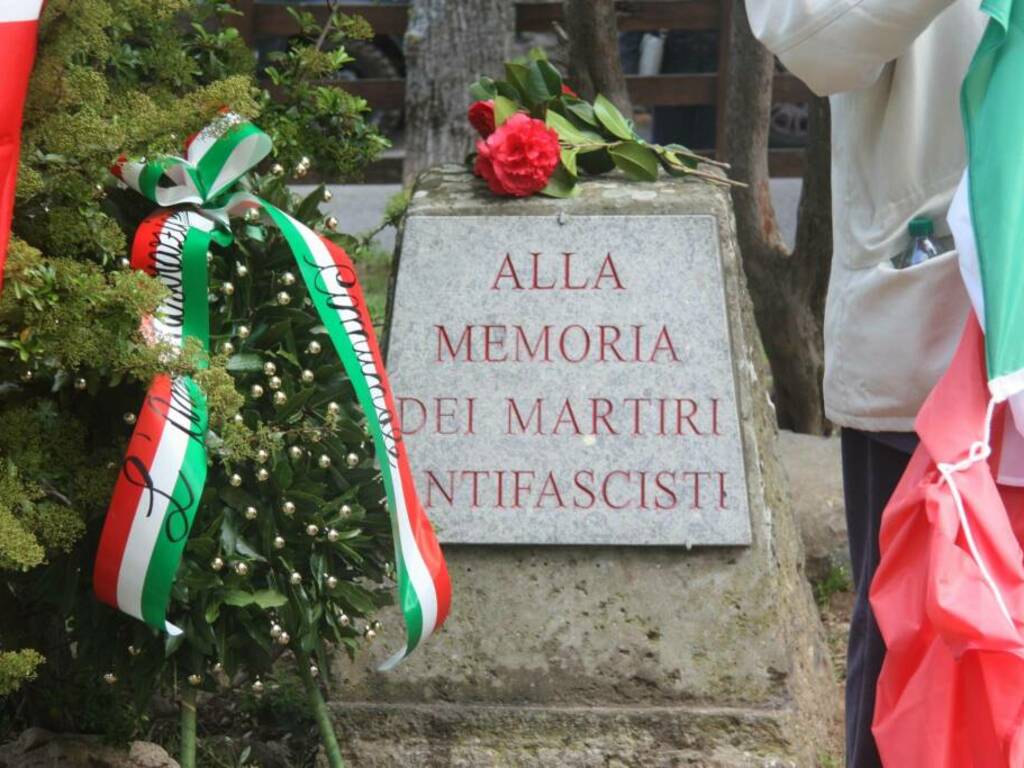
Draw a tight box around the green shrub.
[0,8,390,767]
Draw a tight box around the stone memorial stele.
[331,167,835,767]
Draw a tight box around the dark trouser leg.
[841,429,916,768]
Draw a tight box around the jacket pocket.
[825,249,969,426]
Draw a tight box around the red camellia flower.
[561,84,578,98]
[473,113,561,197]
[467,100,496,137]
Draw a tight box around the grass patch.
[351,241,393,329]
[813,563,852,608]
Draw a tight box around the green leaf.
[257,319,292,348]
[334,527,363,541]
[252,589,288,609]
[226,353,262,372]
[545,110,588,145]
[524,60,555,102]
[299,630,317,653]
[494,80,521,102]
[272,457,294,491]
[218,486,258,510]
[289,490,328,510]
[180,563,220,591]
[310,552,327,585]
[234,536,267,562]
[561,147,580,177]
[469,76,497,101]
[332,582,377,614]
[658,144,699,171]
[237,613,273,654]
[276,387,315,420]
[609,142,660,182]
[223,589,255,607]
[578,148,616,174]
[191,617,216,654]
[296,185,326,221]
[536,59,563,96]
[493,95,519,127]
[185,535,216,561]
[565,100,599,126]
[504,62,532,102]
[219,514,238,554]
[593,94,635,141]
[540,165,581,198]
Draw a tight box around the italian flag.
[871,0,1024,761]
[953,0,1024,404]
[0,0,44,292]
[949,0,1024,483]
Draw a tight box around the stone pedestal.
[330,167,835,767]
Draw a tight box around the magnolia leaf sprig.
[469,49,737,199]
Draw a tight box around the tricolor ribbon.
[95,115,451,665]
[94,374,209,635]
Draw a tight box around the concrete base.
[331,168,837,766]
[333,702,812,767]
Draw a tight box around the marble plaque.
[386,213,752,545]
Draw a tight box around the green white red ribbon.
[94,208,219,634]
[256,206,450,668]
[94,374,208,635]
[132,209,222,351]
[95,114,451,664]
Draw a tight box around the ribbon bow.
[114,114,271,211]
[95,114,451,669]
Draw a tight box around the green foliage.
[0,0,392,752]
[383,190,410,226]
[813,563,853,608]
[0,462,45,571]
[19,0,259,264]
[468,49,733,196]
[157,178,394,691]
[237,664,310,732]
[0,238,168,375]
[348,243,393,324]
[260,7,389,178]
[0,650,44,697]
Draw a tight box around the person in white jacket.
[745,1,987,765]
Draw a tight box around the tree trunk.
[722,0,832,435]
[403,0,514,183]
[563,0,631,115]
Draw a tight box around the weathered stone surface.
[333,702,802,767]
[334,167,836,766]
[778,430,848,581]
[0,729,179,768]
[388,212,750,545]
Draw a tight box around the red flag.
[871,314,1024,766]
[0,1,43,293]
